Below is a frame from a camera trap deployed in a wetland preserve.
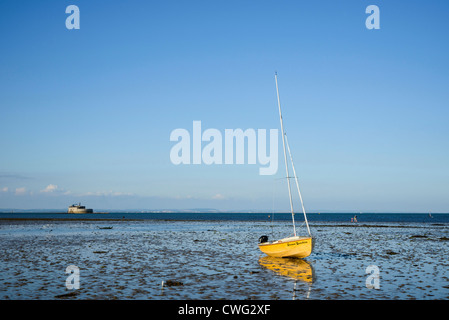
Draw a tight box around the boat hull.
[258,236,312,258]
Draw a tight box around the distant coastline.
[0,208,447,214]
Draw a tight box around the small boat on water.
[68,203,93,214]
[258,73,313,259]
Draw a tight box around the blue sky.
[1,0,448,212]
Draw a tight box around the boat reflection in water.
[258,256,315,299]
[259,256,314,283]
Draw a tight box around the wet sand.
[0,219,448,300]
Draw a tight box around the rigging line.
[275,176,297,180]
[285,133,312,237]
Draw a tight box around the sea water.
[0,213,448,300]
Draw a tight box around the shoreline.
[0,218,445,229]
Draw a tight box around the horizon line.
[0,209,447,214]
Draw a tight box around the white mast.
[275,72,297,237]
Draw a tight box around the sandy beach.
[0,218,448,300]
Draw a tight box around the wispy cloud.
[40,184,58,193]
[79,191,134,197]
[15,187,27,195]
[173,193,227,200]
[37,185,132,197]
[0,173,32,180]
[1,187,8,192]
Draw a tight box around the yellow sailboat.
[258,235,312,259]
[258,73,313,259]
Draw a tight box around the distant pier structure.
[68,203,93,214]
